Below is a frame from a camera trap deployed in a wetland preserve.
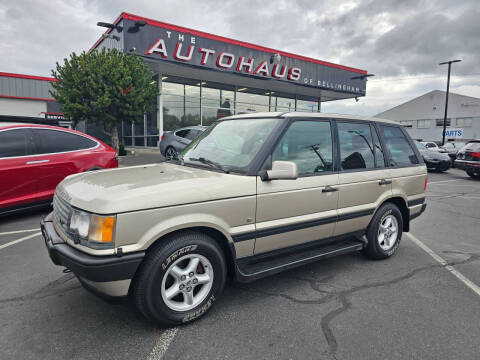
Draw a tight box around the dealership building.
[1,12,369,147]
[0,72,66,125]
[376,90,480,142]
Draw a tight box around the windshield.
[180,118,280,172]
[415,140,427,150]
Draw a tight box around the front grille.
[53,193,72,235]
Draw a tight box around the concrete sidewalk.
[118,148,165,167]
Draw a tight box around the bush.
[119,143,127,156]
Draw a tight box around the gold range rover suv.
[41,112,427,326]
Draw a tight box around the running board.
[235,238,364,282]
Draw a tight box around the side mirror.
[262,161,298,181]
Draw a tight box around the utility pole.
[439,59,461,145]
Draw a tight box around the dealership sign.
[121,14,367,95]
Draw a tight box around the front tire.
[362,203,403,260]
[132,231,226,327]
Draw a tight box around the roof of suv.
[222,112,398,124]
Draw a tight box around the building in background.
[2,12,369,148]
[0,72,115,144]
[92,12,368,147]
[375,90,480,142]
[0,72,67,126]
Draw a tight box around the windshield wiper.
[187,157,230,173]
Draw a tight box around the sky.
[0,0,479,116]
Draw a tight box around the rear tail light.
[424,178,428,191]
[161,134,164,141]
[114,152,119,161]
[472,152,480,158]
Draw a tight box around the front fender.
[116,211,234,254]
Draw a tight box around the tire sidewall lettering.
[182,294,216,323]
[162,245,198,270]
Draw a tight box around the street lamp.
[439,59,461,145]
[351,74,375,80]
[97,22,123,32]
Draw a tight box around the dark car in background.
[0,123,118,215]
[441,141,466,166]
[455,140,480,179]
[159,126,206,159]
[414,140,451,172]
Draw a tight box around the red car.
[0,122,118,215]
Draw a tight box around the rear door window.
[0,128,33,158]
[337,122,375,170]
[32,129,97,154]
[272,120,333,175]
[379,126,419,166]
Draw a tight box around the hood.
[56,163,256,214]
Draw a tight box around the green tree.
[50,48,158,151]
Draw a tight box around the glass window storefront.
[235,91,269,114]
[120,76,321,147]
[202,86,234,126]
[162,82,201,131]
[297,99,318,112]
[274,96,295,112]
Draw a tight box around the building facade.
[91,12,368,147]
[1,12,369,148]
[375,90,480,142]
[0,72,67,126]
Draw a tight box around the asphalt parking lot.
[1,164,479,360]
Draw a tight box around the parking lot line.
[147,327,178,360]
[0,228,40,236]
[406,233,480,297]
[0,232,42,250]
[428,179,463,184]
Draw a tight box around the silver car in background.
[159,126,207,159]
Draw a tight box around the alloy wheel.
[377,214,399,251]
[161,254,214,312]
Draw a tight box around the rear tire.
[165,146,177,160]
[466,170,480,179]
[132,231,226,327]
[362,203,403,260]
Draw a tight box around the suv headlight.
[69,209,116,249]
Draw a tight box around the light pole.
[439,59,461,145]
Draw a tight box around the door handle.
[379,179,392,185]
[322,186,339,193]
[26,159,50,165]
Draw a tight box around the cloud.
[1,0,478,115]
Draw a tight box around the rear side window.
[0,129,32,158]
[379,126,419,166]
[33,129,97,154]
[463,142,480,151]
[337,122,375,170]
[185,129,201,140]
[175,129,190,138]
[272,120,333,175]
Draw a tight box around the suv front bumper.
[41,212,145,298]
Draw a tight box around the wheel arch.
[378,196,410,232]
[145,226,236,277]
